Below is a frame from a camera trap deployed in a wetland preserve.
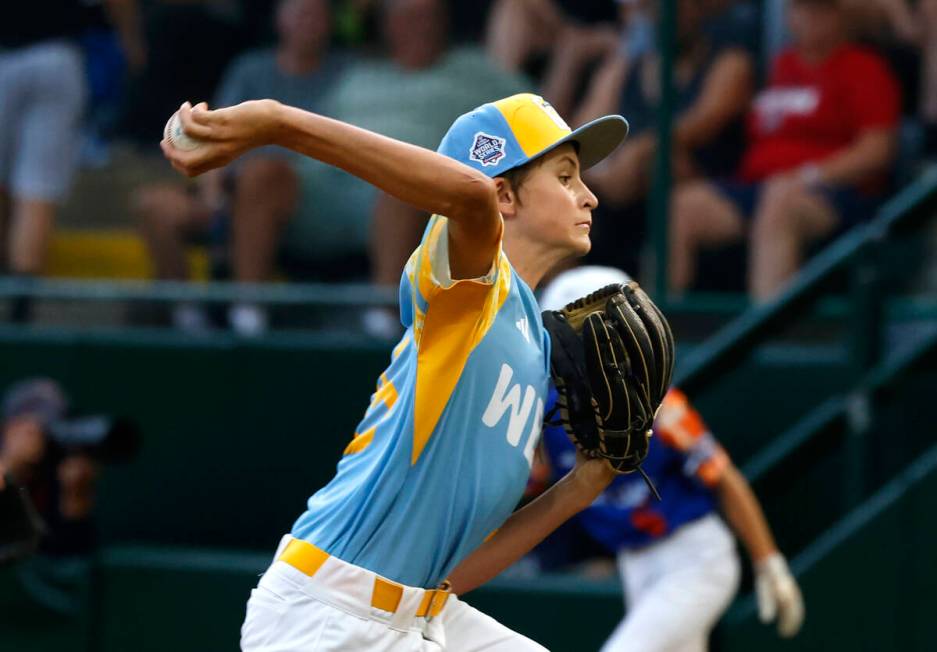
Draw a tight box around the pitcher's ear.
[495,177,518,219]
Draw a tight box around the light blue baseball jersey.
[292,215,550,588]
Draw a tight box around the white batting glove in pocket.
[755,553,804,638]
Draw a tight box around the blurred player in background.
[538,266,805,652]
[162,92,629,650]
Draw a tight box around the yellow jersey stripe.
[411,253,512,465]
[375,373,398,410]
[344,427,376,456]
[392,333,412,360]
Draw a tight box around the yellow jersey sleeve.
[412,216,501,300]
[403,215,510,344]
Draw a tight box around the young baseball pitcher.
[162,93,673,651]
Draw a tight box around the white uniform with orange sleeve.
[542,389,741,652]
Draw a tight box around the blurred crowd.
[1,0,933,335]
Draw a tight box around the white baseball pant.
[241,535,548,651]
[601,514,741,652]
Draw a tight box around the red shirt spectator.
[741,44,900,189]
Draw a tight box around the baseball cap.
[540,266,633,311]
[2,378,69,426]
[437,93,629,178]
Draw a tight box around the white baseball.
[163,111,201,151]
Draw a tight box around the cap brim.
[560,115,629,170]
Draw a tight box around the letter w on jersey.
[482,363,543,465]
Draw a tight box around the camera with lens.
[2,378,142,464]
[1,379,142,563]
[45,415,141,463]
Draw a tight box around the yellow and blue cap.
[437,93,628,177]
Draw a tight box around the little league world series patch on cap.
[438,93,629,178]
[470,133,508,167]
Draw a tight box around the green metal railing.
[650,0,677,299]
[0,278,397,307]
[722,440,937,651]
[741,321,937,513]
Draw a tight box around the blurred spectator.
[670,0,900,300]
[569,0,754,274]
[539,17,620,119]
[844,0,937,155]
[450,0,498,44]
[134,0,347,335]
[117,0,245,146]
[298,0,526,338]
[0,379,140,557]
[543,0,759,121]
[701,0,761,58]
[485,0,619,82]
[580,0,754,202]
[0,1,142,322]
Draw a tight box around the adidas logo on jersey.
[515,316,530,343]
